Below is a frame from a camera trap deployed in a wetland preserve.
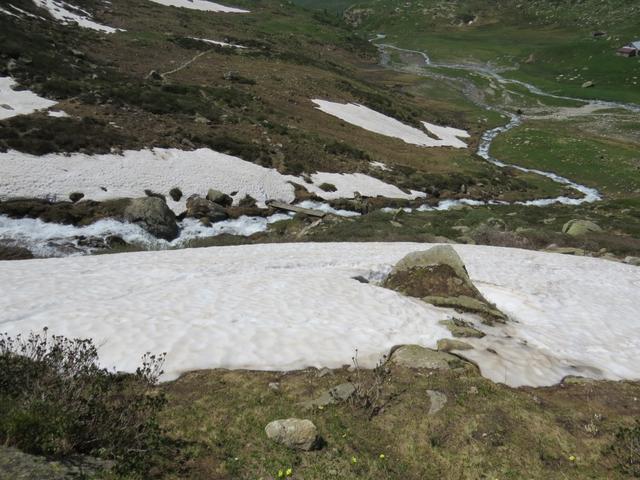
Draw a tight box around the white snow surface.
[190,37,247,48]
[0,148,424,212]
[312,99,469,148]
[1,243,638,387]
[146,0,249,13]
[0,77,57,120]
[32,0,121,33]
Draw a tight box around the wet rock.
[68,192,84,203]
[389,345,468,370]
[265,418,320,451]
[123,197,179,240]
[437,338,473,352]
[206,189,233,207]
[0,244,34,261]
[383,245,507,323]
[562,219,602,236]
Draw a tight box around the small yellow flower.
[286,468,293,477]
[569,455,576,462]
[351,456,357,464]
[277,469,284,478]
[379,454,385,459]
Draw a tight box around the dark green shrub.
[0,328,167,475]
[319,182,338,192]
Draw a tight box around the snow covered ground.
[190,37,247,48]
[31,0,121,33]
[0,77,58,120]
[312,100,469,148]
[147,0,249,13]
[1,243,638,387]
[0,148,425,212]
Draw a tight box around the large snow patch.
[0,77,57,120]
[146,0,249,13]
[32,0,121,33]
[1,243,638,387]
[312,100,469,148]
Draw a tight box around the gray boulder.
[623,256,640,266]
[186,195,228,222]
[206,189,233,207]
[562,219,602,236]
[265,418,319,451]
[384,245,507,323]
[123,197,178,240]
[427,390,447,415]
[300,382,356,409]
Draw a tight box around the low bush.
[0,328,167,475]
[607,420,640,476]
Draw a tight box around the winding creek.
[375,38,640,210]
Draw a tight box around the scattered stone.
[123,197,179,240]
[206,189,233,207]
[265,418,320,451]
[238,194,257,208]
[352,275,369,284]
[562,219,602,236]
[581,80,595,88]
[68,192,84,203]
[300,382,356,409]
[389,345,468,370]
[544,246,586,256]
[169,187,183,202]
[437,338,473,352]
[439,318,485,338]
[268,382,280,391]
[384,245,507,323]
[624,256,640,266]
[427,390,447,415]
[316,367,334,378]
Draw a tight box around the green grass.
[491,120,640,197]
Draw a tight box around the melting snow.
[312,99,469,148]
[32,0,122,33]
[0,77,57,120]
[0,148,425,212]
[0,243,638,387]
[147,0,249,13]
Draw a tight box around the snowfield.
[312,100,469,148]
[1,243,638,387]
[0,148,425,212]
[147,0,249,13]
[32,0,121,33]
[0,77,58,120]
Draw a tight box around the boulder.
[383,245,507,323]
[265,418,319,451]
[389,345,467,370]
[186,195,228,222]
[562,219,602,236]
[581,80,594,88]
[169,187,183,202]
[69,192,84,203]
[437,338,473,352]
[206,189,233,207]
[123,197,179,240]
[0,244,34,261]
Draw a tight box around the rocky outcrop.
[206,189,233,207]
[439,318,485,338]
[265,418,320,451]
[0,244,34,261]
[437,338,473,352]
[123,197,179,241]
[383,245,507,323]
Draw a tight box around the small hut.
[617,41,640,57]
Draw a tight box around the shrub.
[319,182,338,192]
[607,420,640,476]
[0,328,167,475]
